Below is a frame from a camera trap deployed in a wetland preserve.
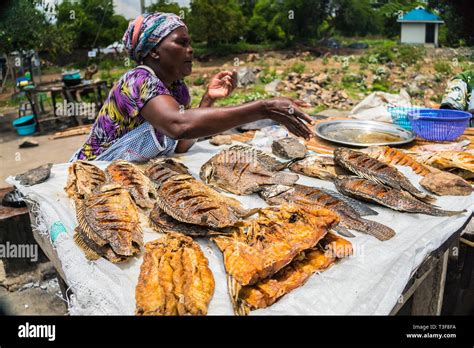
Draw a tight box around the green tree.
[332,0,383,36]
[188,0,245,46]
[377,0,425,38]
[428,0,473,46]
[56,0,129,49]
[0,0,57,53]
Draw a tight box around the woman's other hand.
[262,97,315,140]
[206,70,238,100]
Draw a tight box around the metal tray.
[315,120,415,147]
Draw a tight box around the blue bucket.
[12,115,37,136]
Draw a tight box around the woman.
[71,12,314,162]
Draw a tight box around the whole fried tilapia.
[230,232,351,315]
[259,184,395,241]
[334,176,465,217]
[147,159,255,228]
[363,146,473,196]
[145,158,191,185]
[106,160,157,209]
[74,184,143,262]
[334,147,434,203]
[149,204,227,237]
[317,187,378,216]
[213,205,339,287]
[362,146,432,176]
[411,151,474,181]
[135,233,215,316]
[200,145,298,195]
[65,161,106,200]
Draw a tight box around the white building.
[397,7,444,47]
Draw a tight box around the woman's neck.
[143,62,175,89]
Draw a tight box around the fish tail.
[349,218,396,241]
[273,172,299,186]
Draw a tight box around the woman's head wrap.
[123,12,187,63]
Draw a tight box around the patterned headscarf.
[123,12,187,63]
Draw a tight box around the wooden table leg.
[411,249,449,315]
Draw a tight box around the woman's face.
[153,26,193,80]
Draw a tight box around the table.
[19,80,108,129]
[7,138,474,315]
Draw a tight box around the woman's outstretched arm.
[141,95,315,141]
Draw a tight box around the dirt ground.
[0,133,88,189]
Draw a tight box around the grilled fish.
[318,187,378,216]
[411,151,474,181]
[213,205,338,287]
[419,169,473,196]
[65,161,106,200]
[362,146,432,176]
[106,160,157,209]
[289,155,338,180]
[145,158,191,185]
[362,146,473,196]
[135,233,215,315]
[157,173,254,228]
[334,147,434,203]
[334,176,465,217]
[200,145,298,195]
[230,232,351,315]
[259,184,395,241]
[74,184,142,262]
[228,144,290,171]
[149,204,226,237]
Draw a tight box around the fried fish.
[213,205,338,287]
[259,184,395,241]
[200,145,298,195]
[135,233,215,315]
[106,160,157,209]
[334,176,465,217]
[65,161,106,200]
[334,147,434,203]
[74,184,143,262]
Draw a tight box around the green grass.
[434,60,453,75]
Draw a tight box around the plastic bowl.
[12,115,37,136]
[387,106,422,130]
[407,108,471,142]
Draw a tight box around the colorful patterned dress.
[74,66,190,160]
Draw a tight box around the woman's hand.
[262,97,315,140]
[206,70,238,100]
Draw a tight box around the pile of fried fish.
[64,139,471,315]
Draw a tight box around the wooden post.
[411,249,449,315]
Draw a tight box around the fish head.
[199,161,214,183]
[259,184,293,200]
